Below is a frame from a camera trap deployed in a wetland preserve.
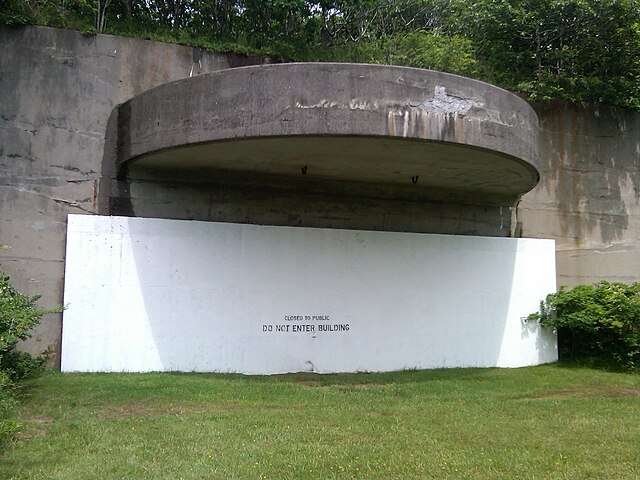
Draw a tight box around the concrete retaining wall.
[520,102,640,286]
[0,26,272,362]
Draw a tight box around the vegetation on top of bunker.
[3,0,640,110]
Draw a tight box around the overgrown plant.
[2,1,640,109]
[0,274,48,380]
[530,282,640,369]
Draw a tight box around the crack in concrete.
[0,255,64,263]
[50,164,98,175]
[50,197,94,213]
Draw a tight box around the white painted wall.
[61,215,557,373]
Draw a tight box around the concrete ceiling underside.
[128,135,538,202]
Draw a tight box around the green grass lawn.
[1,365,639,479]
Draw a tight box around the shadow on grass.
[109,363,566,387]
[256,367,505,387]
[552,358,637,374]
[241,361,632,386]
[41,361,637,393]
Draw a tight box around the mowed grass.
[1,365,639,479]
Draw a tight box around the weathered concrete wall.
[0,25,272,363]
[519,102,640,286]
[112,167,513,235]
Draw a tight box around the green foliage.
[1,350,48,382]
[0,274,46,373]
[0,0,96,30]
[1,1,640,107]
[530,282,640,369]
[444,0,640,108]
[384,31,480,77]
[0,0,31,25]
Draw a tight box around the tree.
[96,0,113,32]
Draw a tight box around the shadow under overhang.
[123,135,539,206]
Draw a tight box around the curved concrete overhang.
[117,63,540,203]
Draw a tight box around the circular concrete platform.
[117,63,540,202]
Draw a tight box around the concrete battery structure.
[58,63,557,373]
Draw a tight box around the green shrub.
[0,273,48,381]
[530,282,640,369]
[385,31,480,78]
[0,350,48,382]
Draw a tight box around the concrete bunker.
[61,63,557,373]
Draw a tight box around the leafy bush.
[1,350,48,382]
[384,31,480,78]
[530,282,640,369]
[0,274,48,381]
